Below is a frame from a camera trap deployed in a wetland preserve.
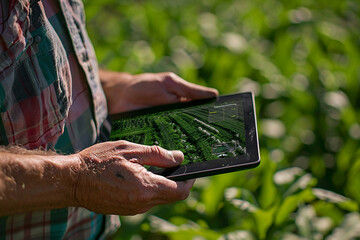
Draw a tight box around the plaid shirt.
[0,0,120,238]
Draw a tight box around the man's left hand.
[100,70,218,114]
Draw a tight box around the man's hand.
[0,142,193,216]
[74,140,194,215]
[100,70,218,114]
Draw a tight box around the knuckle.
[163,72,177,82]
[152,78,163,86]
[149,145,163,157]
[165,72,176,77]
[116,140,130,149]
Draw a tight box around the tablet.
[110,92,260,181]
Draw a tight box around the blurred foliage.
[83,0,360,239]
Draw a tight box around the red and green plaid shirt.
[0,0,120,238]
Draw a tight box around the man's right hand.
[0,141,193,216]
[73,140,194,215]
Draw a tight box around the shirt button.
[82,52,89,61]
[34,35,42,43]
[19,11,27,22]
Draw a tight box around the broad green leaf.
[345,151,360,203]
[273,167,304,185]
[312,188,359,212]
[148,216,221,240]
[313,201,345,226]
[259,160,278,209]
[254,207,277,240]
[336,140,359,173]
[275,188,315,225]
[219,230,256,240]
[83,1,360,239]
[283,173,317,198]
[202,172,241,217]
[166,229,221,240]
[230,199,258,213]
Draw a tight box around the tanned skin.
[0,71,218,216]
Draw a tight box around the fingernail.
[169,150,184,163]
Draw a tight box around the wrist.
[99,70,136,114]
[0,151,83,215]
[58,153,83,208]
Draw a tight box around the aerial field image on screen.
[110,99,246,165]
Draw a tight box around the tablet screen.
[110,94,247,165]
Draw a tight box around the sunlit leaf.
[259,160,278,209]
[219,230,256,240]
[202,173,240,217]
[283,174,317,198]
[312,188,359,212]
[274,167,304,185]
[148,215,221,240]
[275,188,315,225]
[254,207,277,240]
[230,199,258,213]
[83,0,360,239]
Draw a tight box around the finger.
[168,150,184,163]
[148,173,195,204]
[124,161,195,205]
[122,144,184,168]
[156,90,181,104]
[159,178,195,202]
[163,73,218,100]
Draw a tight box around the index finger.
[121,143,185,168]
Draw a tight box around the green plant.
[83,0,360,239]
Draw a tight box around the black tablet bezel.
[110,92,260,181]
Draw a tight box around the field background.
[82,0,360,239]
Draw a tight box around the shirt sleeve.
[0,0,73,149]
[0,0,32,73]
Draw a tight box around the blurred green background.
[83,0,360,239]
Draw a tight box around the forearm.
[0,147,80,216]
[99,69,136,114]
[99,69,133,86]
